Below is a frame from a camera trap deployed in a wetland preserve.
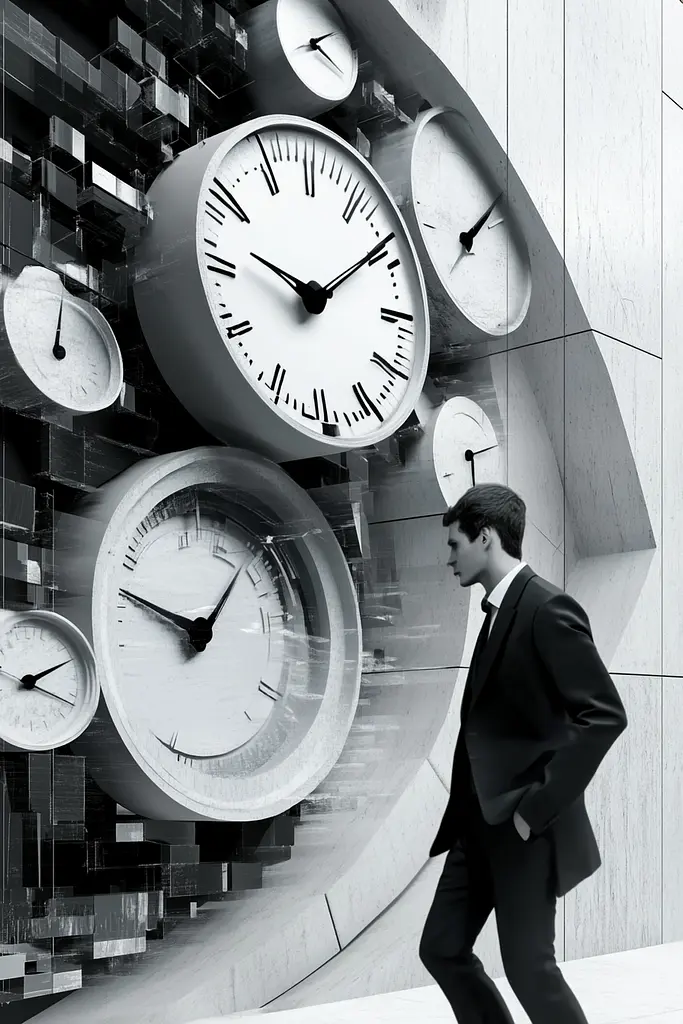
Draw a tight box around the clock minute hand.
[119,588,196,634]
[459,191,504,253]
[323,231,395,295]
[205,565,244,630]
[52,291,66,360]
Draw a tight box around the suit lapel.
[468,564,537,711]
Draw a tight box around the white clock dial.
[0,267,123,413]
[56,446,362,820]
[134,115,430,462]
[114,487,304,761]
[0,609,99,751]
[277,0,358,103]
[372,106,532,342]
[242,0,358,117]
[412,108,531,335]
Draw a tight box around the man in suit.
[419,483,628,1024]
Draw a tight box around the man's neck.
[481,558,521,597]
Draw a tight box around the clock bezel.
[134,114,430,463]
[56,445,362,821]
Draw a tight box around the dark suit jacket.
[429,564,628,897]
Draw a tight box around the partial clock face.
[2,267,123,413]
[432,396,502,503]
[70,447,362,820]
[196,118,429,451]
[0,610,99,751]
[411,108,532,335]
[277,0,358,103]
[112,486,308,765]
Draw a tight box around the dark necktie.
[460,598,494,724]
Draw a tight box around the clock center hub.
[20,674,37,690]
[302,281,329,315]
[188,616,213,652]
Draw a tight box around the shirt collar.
[487,561,527,611]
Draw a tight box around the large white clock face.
[278,0,358,103]
[197,119,429,450]
[63,446,362,820]
[112,487,307,765]
[2,267,123,413]
[0,610,99,751]
[410,108,532,336]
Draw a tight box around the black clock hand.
[31,684,75,706]
[119,588,197,635]
[250,253,329,315]
[0,664,76,706]
[52,291,66,360]
[24,659,72,684]
[310,34,344,74]
[205,565,244,630]
[323,232,395,294]
[464,443,499,485]
[459,191,504,253]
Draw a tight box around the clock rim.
[0,608,100,752]
[2,268,124,415]
[134,114,430,463]
[404,105,533,338]
[78,445,362,821]
[276,0,360,103]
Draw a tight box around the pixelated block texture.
[0,0,416,1011]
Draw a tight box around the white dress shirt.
[486,561,527,636]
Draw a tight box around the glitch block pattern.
[0,0,419,1014]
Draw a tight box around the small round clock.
[133,114,430,463]
[55,445,362,821]
[0,608,99,752]
[368,392,503,523]
[0,266,124,414]
[241,0,359,117]
[371,106,532,346]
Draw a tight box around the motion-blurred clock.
[241,0,359,117]
[55,445,362,821]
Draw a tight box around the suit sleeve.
[515,591,628,836]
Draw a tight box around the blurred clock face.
[411,107,532,335]
[112,486,306,766]
[277,0,358,102]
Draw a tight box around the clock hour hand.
[459,191,504,253]
[250,253,329,315]
[23,659,72,684]
[323,231,395,295]
[119,588,196,635]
